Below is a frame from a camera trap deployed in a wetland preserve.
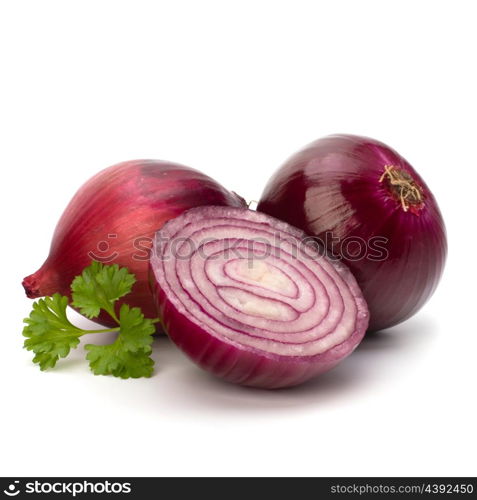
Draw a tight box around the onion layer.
[23,160,245,328]
[258,134,447,331]
[150,206,369,388]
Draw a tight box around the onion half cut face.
[150,207,369,388]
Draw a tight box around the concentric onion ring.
[150,207,369,388]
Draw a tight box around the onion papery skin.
[257,134,447,331]
[23,160,245,328]
[150,206,369,389]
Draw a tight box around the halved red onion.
[150,206,369,388]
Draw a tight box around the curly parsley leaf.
[71,261,136,320]
[85,304,155,379]
[23,293,83,370]
[23,262,158,379]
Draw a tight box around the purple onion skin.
[150,206,369,389]
[23,160,245,329]
[258,134,447,332]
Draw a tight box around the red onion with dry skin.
[23,160,245,328]
[150,206,369,388]
[258,134,447,331]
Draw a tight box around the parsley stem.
[82,327,120,334]
[151,318,161,324]
[102,304,120,324]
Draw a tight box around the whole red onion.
[150,206,369,388]
[23,160,245,327]
[258,134,447,331]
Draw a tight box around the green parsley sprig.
[22,261,159,379]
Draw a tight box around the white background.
[1,0,475,477]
